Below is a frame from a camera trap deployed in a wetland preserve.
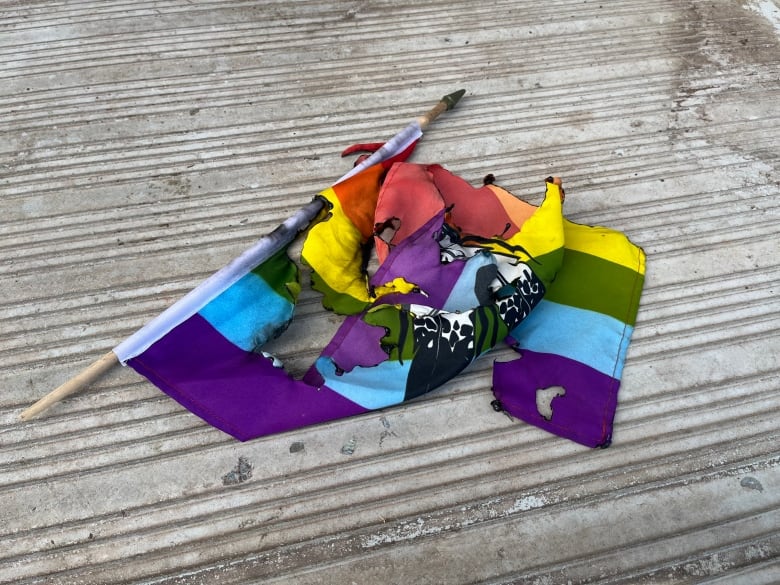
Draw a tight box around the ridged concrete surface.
[1,1,778,583]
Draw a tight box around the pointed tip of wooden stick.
[417,89,467,128]
[442,89,466,111]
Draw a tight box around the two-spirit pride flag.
[112,121,645,447]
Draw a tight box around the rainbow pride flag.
[114,125,644,447]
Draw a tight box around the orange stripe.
[329,164,385,239]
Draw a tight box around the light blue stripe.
[316,356,409,410]
[443,252,495,312]
[509,299,634,377]
[199,272,293,352]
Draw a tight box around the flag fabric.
[493,219,646,447]
[115,125,645,447]
[300,163,564,408]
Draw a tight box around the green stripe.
[252,248,300,303]
[545,248,644,325]
[309,269,370,315]
[364,305,415,361]
[529,247,565,289]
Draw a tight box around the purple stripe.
[492,349,620,448]
[371,211,465,308]
[307,313,388,380]
[128,314,367,441]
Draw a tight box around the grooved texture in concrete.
[1,1,779,583]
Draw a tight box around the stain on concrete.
[222,456,253,485]
[289,441,305,454]
[739,476,764,492]
[341,436,357,456]
[378,416,398,447]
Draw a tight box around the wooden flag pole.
[20,351,119,420]
[19,89,466,422]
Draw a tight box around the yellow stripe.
[501,181,564,260]
[301,188,372,304]
[563,219,646,274]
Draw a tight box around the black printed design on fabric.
[404,269,546,400]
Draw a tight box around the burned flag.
[112,126,644,447]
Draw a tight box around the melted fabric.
[127,156,644,447]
